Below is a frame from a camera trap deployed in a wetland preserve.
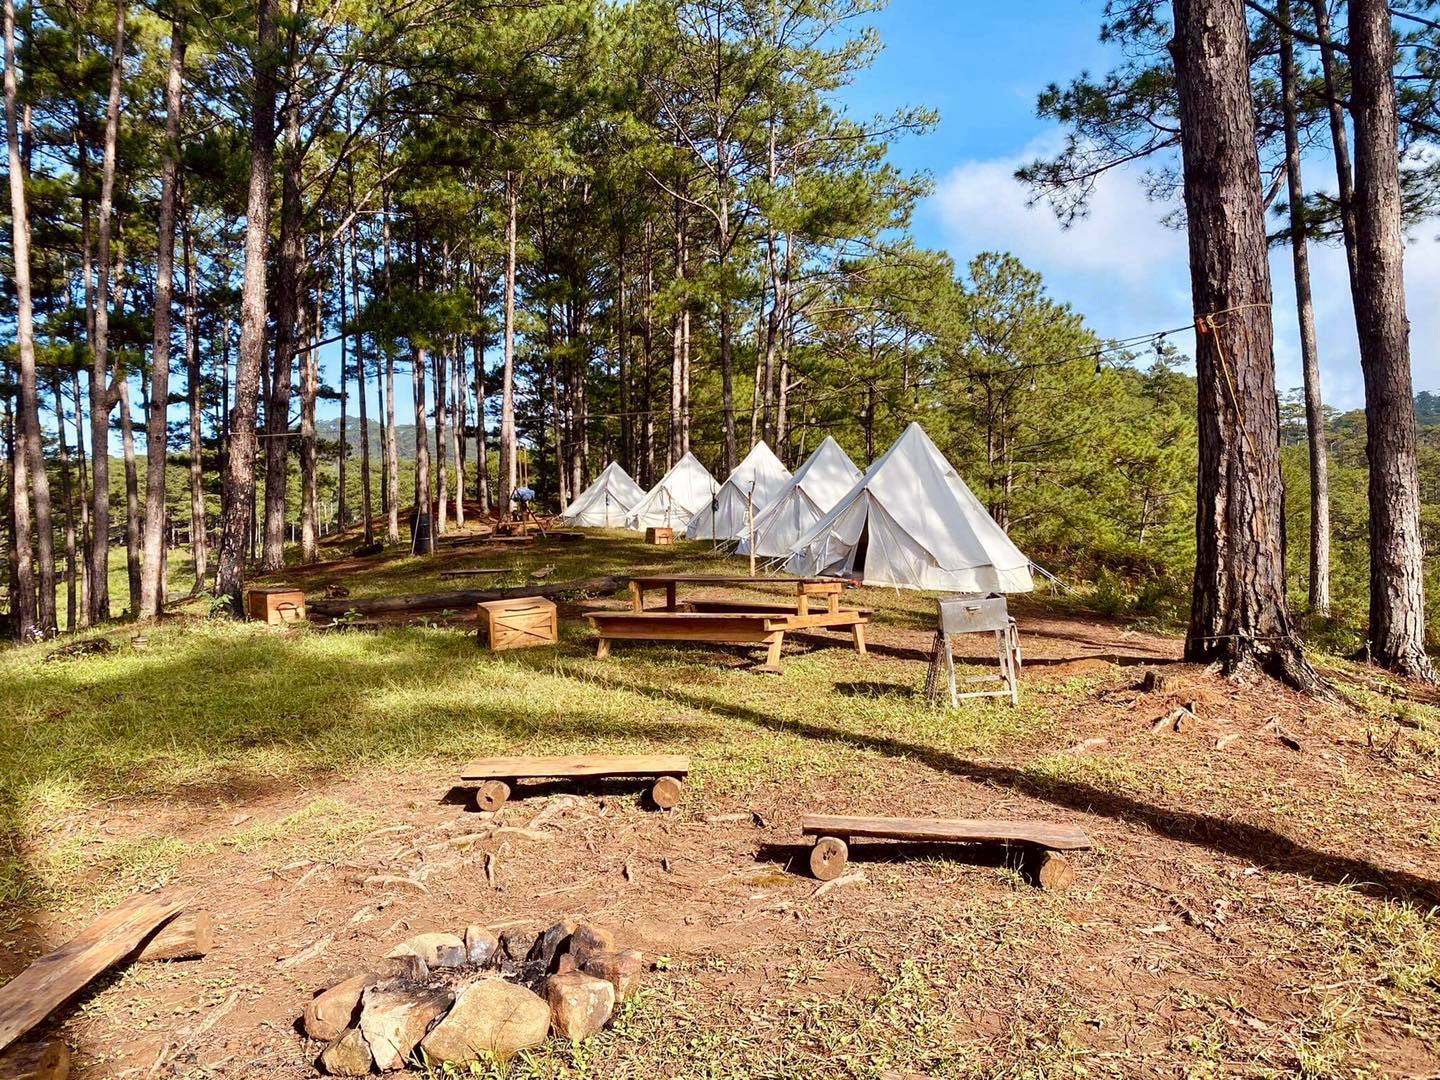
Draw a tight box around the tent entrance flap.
[851,517,870,580]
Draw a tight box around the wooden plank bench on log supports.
[799,814,1093,890]
[459,754,691,811]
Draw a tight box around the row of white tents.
[560,423,1034,593]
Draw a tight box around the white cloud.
[925,132,1440,410]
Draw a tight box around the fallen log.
[308,574,630,618]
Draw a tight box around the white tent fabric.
[623,451,718,530]
[734,436,861,558]
[560,461,646,527]
[787,422,1034,593]
[682,441,792,541]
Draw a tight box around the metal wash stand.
[924,594,1022,706]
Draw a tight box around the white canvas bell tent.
[682,440,792,541]
[623,451,719,530]
[560,461,646,527]
[734,436,861,558]
[787,422,1034,593]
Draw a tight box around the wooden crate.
[245,587,307,625]
[645,527,675,546]
[477,596,558,651]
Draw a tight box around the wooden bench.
[459,754,691,811]
[476,596,558,651]
[645,527,675,545]
[585,607,869,672]
[246,587,306,625]
[800,814,1092,889]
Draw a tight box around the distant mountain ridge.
[316,418,483,461]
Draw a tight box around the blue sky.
[842,0,1438,410]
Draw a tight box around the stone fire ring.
[302,919,648,1074]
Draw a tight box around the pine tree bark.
[1347,0,1435,680]
[215,0,278,606]
[1279,1,1330,615]
[140,23,185,619]
[1169,0,1324,692]
[3,0,52,637]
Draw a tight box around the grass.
[5,533,1440,1078]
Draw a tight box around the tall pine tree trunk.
[52,374,77,630]
[71,368,90,621]
[215,0,278,605]
[1347,0,1434,680]
[351,225,374,546]
[140,23,185,619]
[1171,0,1323,691]
[473,332,489,514]
[119,376,142,611]
[87,0,126,624]
[338,250,349,533]
[1279,1,1330,615]
[3,0,51,637]
[264,67,304,572]
[299,292,320,562]
[182,206,207,590]
[499,172,518,510]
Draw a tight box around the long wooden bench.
[585,607,869,672]
[799,814,1093,889]
[460,754,690,811]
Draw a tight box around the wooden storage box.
[246,587,307,625]
[477,596,558,651]
[645,527,675,546]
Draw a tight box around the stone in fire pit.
[305,918,648,1074]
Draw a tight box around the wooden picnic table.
[627,574,850,616]
[591,574,868,673]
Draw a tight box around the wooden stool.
[645,527,675,546]
[246,587,306,625]
[476,596,558,651]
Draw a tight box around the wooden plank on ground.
[799,815,1092,850]
[461,754,690,780]
[0,891,188,1052]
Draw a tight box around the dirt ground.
[3,557,1439,1079]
